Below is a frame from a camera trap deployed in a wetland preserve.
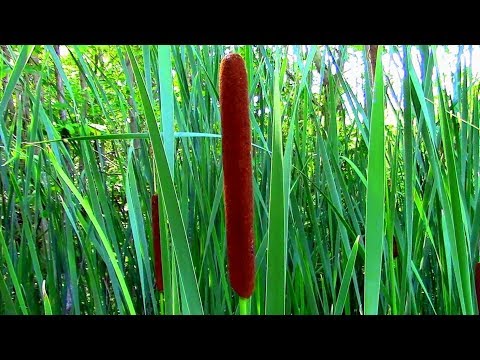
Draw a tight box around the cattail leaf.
[158,45,175,175]
[266,48,287,314]
[334,238,360,315]
[364,45,385,315]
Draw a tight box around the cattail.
[219,53,255,299]
[151,194,164,292]
[475,263,480,312]
[368,45,378,80]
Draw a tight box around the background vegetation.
[0,45,479,315]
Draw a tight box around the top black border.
[2,16,480,44]
[2,28,480,44]
[3,2,480,44]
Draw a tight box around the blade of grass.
[334,237,360,315]
[265,48,286,315]
[364,45,386,315]
[0,45,35,152]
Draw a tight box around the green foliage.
[0,44,479,314]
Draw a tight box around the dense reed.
[219,53,255,299]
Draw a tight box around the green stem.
[159,292,165,315]
[239,297,249,315]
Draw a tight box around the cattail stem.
[151,194,164,292]
[159,292,165,315]
[239,297,249,315]
[220,53,255,300]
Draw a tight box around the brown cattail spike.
[151,194,164,292]
[220,53,255,299]
[475,263,480,313]
[368,45,379,81]
[393,238,399,259]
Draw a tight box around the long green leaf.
[364,46,385,315]
[266,48,286,315]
